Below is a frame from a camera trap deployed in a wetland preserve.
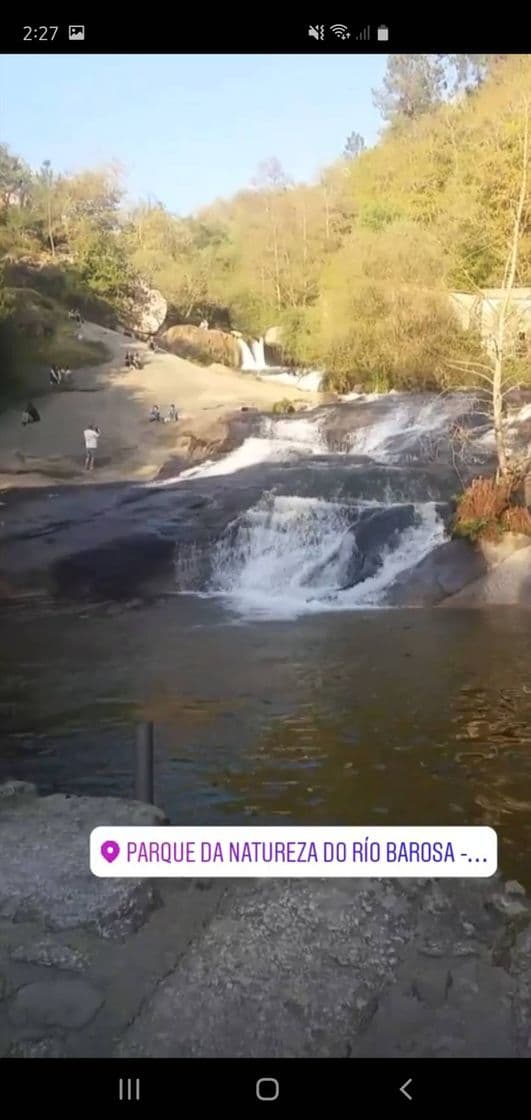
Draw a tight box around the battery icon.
[377,25,389,41]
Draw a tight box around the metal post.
[135,721,154,803]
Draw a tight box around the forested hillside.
[2,54,531,393]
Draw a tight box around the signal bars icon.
[356,25,370,41]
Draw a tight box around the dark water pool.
[1,598,531,883]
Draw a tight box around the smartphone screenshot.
[0,17,530,1105]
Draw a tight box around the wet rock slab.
[117,876,526,1058]
[384,540,488,606]
[0,783,164,939]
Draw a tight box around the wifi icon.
[330,23,350,39]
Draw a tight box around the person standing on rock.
[83,424,101,471]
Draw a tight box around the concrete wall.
[451,288,531,352]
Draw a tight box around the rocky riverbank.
[1,781,531,1058]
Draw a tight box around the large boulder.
[128,282,167,337]
[160,325,240,368]
[440,544,531,606]
[346,505,417,586]
[384,539,488,606]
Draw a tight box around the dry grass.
[453,474,531,542]
[501,505,531,534]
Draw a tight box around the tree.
[77,230,134,308]
[373,55,447,123]
[0,144,32,212]
[440,54,505,96]
[343,132,366,159]
[39,159,55,257]
[447,97,531,480]
[490,99,529,477]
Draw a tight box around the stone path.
[1,782,531,1058]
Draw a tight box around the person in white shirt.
[83,424,100,471]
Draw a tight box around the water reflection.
[1,601,531,883]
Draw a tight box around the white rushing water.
[157,388,516,613]
[237,335,325,390]
[344,394,478,458]
[153,415,327,486]
[209,495,445,618]
[238,338,257,371]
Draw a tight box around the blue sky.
[0,54,387,215]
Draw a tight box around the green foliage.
[1,54,530,403]
[271,399,296,414]
[77,232,133,308]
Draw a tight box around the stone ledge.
[0,787,165,940]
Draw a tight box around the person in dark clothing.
[22,402,40,425]
[49,365,60,386]
[149,404,161,422]
[148,338,155,351]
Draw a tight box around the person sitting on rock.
[22,402,40,425]
[164,404,178,423]
[132,353,142,370]
[49,364,60,386]
[148,337,155,351]
[149,404,161,422]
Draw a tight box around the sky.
[0,54,387,215]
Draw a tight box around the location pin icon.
[101,840,120,863]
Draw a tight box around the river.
[2,389,531,884]
[2,596,531,884]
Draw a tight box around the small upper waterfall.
[238,338,258,371]
[237,334,325,389]
[251,338,266,368]
[238,336,267,371]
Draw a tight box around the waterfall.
[237,334,325,389]
[238,336,267,370]
[238,338,257,371]
[251,338,266,368]
[209,495,445,617]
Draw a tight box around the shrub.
[271,399,295,414]
[453,475,528,542]
[501,506,531,535]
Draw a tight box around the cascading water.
[162,388,510,614]
[251,338,266,368]
[342,393,482,459]
[237,335,325,390]
[238,336,267,371]
[238,338,257,371]
[209,494,445,616]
